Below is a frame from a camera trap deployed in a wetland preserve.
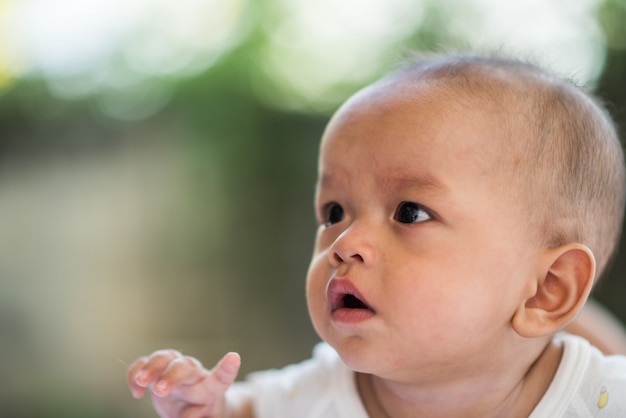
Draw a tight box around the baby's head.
[306,53,625,379]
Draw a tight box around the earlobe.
[512,243,596,338]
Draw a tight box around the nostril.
[332,252,343,264]
[351,254,364,262]
[331,251,363,265]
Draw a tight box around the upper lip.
[327,278,375,312]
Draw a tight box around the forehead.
[319,80,514,187]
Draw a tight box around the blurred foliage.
[1,1,626,416]
[591,0,626,319]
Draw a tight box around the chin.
[327,336,385,373]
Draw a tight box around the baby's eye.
[323,203,345,226]
[395,202,431,224]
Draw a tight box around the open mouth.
[341,294,370,310]
[328,279,375,313]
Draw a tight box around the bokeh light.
[4,0,251,119]
[444,0,606,83]
[0,0,16,93]
[253,0,427,111]
[253,0,608,110]
[1,0,610,115]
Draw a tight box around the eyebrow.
[315,173,332,195]
[317,171,446,194]
[378,173,447,193]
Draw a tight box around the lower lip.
[331,308,375,324]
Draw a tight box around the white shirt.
[530,333,626,417]
[245,333,626,417]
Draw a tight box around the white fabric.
[245,333,626,417]
[246,343,368,418]
[530,333,626,417]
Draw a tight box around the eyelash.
[319,201,432,226]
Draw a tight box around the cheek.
[305,253,329,318]
[385,252,509,327]
[390,280,507,352]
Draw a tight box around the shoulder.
[244,343,368,418]
[532,333,626,417]
[558,332,626,382]
[570,334,626,412]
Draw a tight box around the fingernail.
[222,353,240,373]
[154,380,168,395]
[135,370,149,385]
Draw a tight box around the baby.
[127,54,626,417]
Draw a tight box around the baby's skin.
[127,350,243,418]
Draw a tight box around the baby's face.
[306,81,543,382]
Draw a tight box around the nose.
[328,223,375,268]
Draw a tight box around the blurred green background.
[1,0,626,416]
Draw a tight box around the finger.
[152,356,207,397]
[208,352,241,390]
[134,349,183,388]
[127,357,148,398]
[188,353,240,416]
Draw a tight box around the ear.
[512,243,596,338]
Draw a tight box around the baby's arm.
[127,349,254,418]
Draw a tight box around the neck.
[357,339,563,418]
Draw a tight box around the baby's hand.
[127,349,241,418]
